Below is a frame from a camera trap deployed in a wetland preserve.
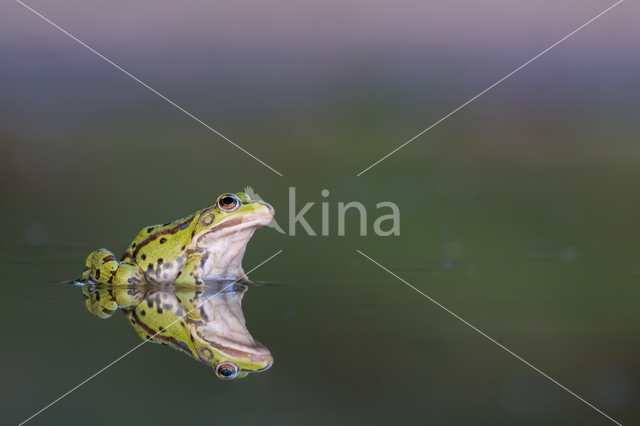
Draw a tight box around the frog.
[80,192,274,285]
[83,281,273,379]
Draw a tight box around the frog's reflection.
[82,281,273,379]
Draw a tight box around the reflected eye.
[216,361,240,379]
[217,194,240,212]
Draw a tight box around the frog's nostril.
[263,203,275,215]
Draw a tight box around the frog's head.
[192,192,275,278]
[192,330,274,380]
[194,192,274,239]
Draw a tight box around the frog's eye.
[217,194,240,213]
[215,361,240,379]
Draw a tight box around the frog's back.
[120,212,202,262]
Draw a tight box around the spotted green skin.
[81,193,273,285]
[83,283,273,378]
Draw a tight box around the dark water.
[2,1,640,425]
[3,162,639,425]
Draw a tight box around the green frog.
[81,193,274,285]
[83,281,273,379]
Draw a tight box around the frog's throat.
[195,213,273,278]
[194,297,273,364]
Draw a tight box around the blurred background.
[1,0,638,424]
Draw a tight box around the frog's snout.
[251,200,274,218]
[263,202,275,217]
